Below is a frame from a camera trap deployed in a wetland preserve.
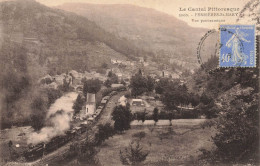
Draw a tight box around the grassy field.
[97,119,216,166]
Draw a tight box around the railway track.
[15,91,127,166]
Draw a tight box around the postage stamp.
[219,25,256,67]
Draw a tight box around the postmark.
[219,25,256,67]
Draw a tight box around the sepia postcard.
[0,0,259,165]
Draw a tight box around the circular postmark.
[196,0,258,70]
[196,27,249,70]
[196,29,218,68]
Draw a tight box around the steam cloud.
[28,92,77,145]
[28,110,70,144]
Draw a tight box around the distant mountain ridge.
[56,3,213,69]
[1,0,149,128]
[0,0,149,78]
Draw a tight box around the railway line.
[16,90,127,166]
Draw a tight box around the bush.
[96,68,106,74]
[73,94,84,115]
[102,86,127,97]
[119,141,149,165]
[212,98,259,163]
[179,109,199,119]
[95,123,115,145]
[153,107,159,123]
[83,79,101,95]
[132,131,146,140]
[46,88,62,107]
[112,105,132,133]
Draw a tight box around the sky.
[35,0,249,29]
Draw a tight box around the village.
[37,56,192,123]
[0,55,201,165]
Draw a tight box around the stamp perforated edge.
[218,24,257,68]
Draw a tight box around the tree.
[119,141,149,165]
[101,62,108,69]
[132,131,146,141]
[190,93,200,107]
[73,94,84,115]
[140,110,147,124]
[161,83,180,110]
[30,96,46,130]
[112,105,132,133]
[95,123,115,145]
[77,142,100,165]
[120,79,126,86]
[168,111,174,126]
[130,73,147,97]
[67,139,100,165]
[58,78,71,92]
[155,78,169,94]
[161,81,191,110]
[212,94,259,163]
[138,69,142,75]
[83,79,101,96]
[46,88,62,107]
[104,79,112,88]
[152,108,159,125]
[146,76,155,92]
[105,71,118,88]
[108,71,115,78]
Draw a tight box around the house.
[111,84,124,88]
[131,99,144,106]
[48,82,58,89]
[118,95,127,106]
[85,93,96,116]
[115,72,123,79]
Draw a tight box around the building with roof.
[131,99,144,106]
[111,84,124,88]
[83,93,96,116]
[118,95,127,106]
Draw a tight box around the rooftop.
[86,93,96,103]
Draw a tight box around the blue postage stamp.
[219,25,256,67]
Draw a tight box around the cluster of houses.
[39,70,108,90]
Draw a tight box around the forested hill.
[0,0,149,128]
[185,50,259,163]
[56,3,211,69]
[0,0,148,77]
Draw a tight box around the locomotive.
[23,126,85,161]
[23,86,126,161]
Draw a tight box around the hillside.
[56,3,214,69]
[0,0,145,128]
[0,0,145,78]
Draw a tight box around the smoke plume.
[27,110,70,145]
[27,92,77,145]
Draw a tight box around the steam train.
[23,125,87,161]
[23,86,127,161]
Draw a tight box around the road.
[5,91,127,166]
